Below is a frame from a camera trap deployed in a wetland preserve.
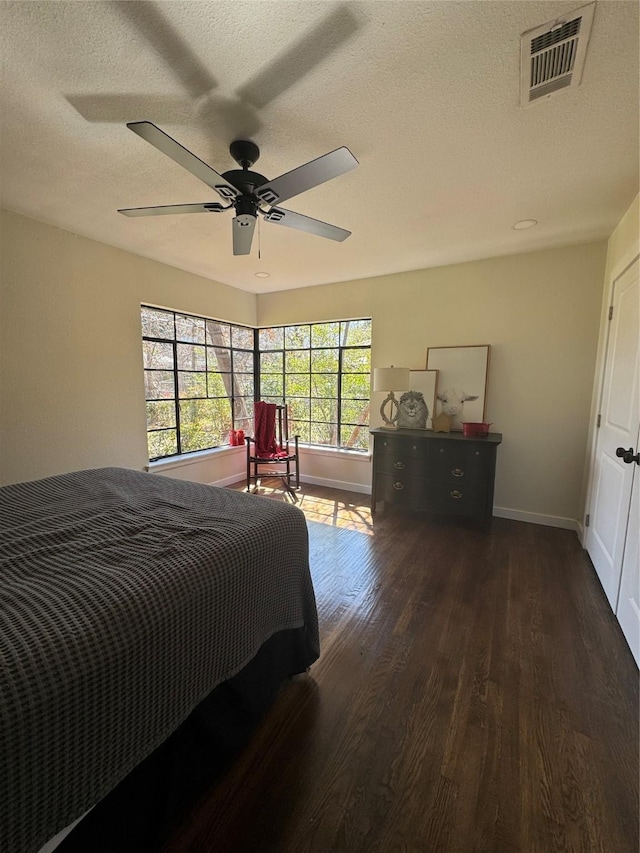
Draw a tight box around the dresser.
[370,428,502,518]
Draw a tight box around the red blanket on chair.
[254,401,289,458]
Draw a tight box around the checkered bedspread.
[0,468,319,853]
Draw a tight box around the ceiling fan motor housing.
[224,148,267,222]
[223,169,268,197]
[234,194,258,224]
[225,140,267,209]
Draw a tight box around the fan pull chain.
[258,215,261,259]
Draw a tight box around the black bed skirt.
[57,626,315,853]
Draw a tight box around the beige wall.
[258,241,608,526]
[1,208,611,526]
[0,210,255,485]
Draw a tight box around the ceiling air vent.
[520,3,595,106]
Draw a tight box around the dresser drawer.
[374,472,429,511]
[431,441,492,482]
[429,480,489,515]
[431,440,494,466]
[375,452,433,479]
[374,433,432,462]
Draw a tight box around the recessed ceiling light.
[254,271,270,278]
[513,219,538,230]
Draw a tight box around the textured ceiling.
[0,1,638,294]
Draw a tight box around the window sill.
[146,444,244,472]
[146,443,371,472]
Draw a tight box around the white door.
[586,256,639,611]
[616,424,639,666]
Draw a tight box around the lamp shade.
[373,366,410,392]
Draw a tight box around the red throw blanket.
[254,401,289,458]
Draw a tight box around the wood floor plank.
[163,482,639,853]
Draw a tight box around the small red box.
[462,422,492,437]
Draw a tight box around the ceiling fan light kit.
[119,121,358,256]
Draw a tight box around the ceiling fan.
[118,121,358,256]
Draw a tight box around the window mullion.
[253,328,260,402]
[337,346,344,448]
[172,337,182,456]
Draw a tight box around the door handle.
[616,447,640,465]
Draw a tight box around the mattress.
[0,467,319,853]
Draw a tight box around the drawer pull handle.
[450,490,463,499]
[393,482,405,491]
[394,461,405,470]
[452,468,464,477]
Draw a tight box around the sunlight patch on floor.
[246,480,374,534]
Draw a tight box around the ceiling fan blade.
[118,202,228,217]
[127,121,239,200]
[232,215,257,255]
[255,147,358,206]
[263,208,351,242]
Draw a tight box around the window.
[142,306,255,460]
[258,319,371,451]
[142,308,371,460]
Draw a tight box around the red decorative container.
[462,422,492,437]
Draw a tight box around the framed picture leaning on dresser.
[426,345,490,431]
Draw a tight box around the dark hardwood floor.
[164,480,639,853]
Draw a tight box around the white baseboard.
[209,473,372,495]
[208,472,247,488]
[493,506,579,531]
[209,473,371,494]
[296,474,372,495]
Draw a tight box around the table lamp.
[373,366,410,428]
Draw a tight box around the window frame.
[142,307,371,461]
[257,319,371,452]
[142,306,256,461]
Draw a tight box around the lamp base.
[379,393,399,428]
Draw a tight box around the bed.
[0,467,319,853]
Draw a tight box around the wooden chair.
[246,402,300,494]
